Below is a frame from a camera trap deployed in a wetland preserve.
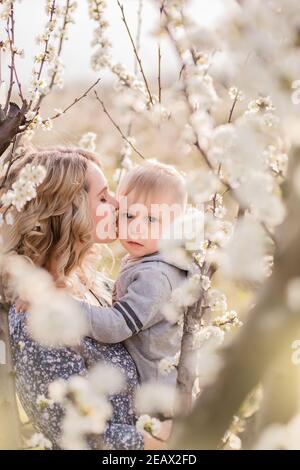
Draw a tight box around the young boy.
[79,161,189,387]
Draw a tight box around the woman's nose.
[108,193,119,209]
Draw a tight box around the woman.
[1,147,148,450]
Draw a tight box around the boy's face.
[118,189,184,258]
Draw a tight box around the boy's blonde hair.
[118,161,187,207]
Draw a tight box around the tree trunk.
[177,297,205,414]
[0,102,27,157]
[171,147,300,449]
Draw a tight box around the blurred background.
[12,0,225,85]
[0,0,252,322]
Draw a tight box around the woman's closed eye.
[98,190,109,203]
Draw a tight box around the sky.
[4,0,226,85]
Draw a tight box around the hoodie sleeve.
[77,267,172,344]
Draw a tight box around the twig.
[158,44,162,103]
[228,94,238,124]
[4,6,15,114]
[157,3,163,103]
[29,0,57,111]
[36,0,56,82]
[94,91,146,160]
[48,0,71,90]
[134,0,143,75]
[123,0,144,168]
[117,0,153,105]
[125,0,143,140]
[6,5,25,104]
[0,45,2,86]
[46,78,102,121]
[0,135,18,190]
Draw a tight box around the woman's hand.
[14,277,67,313]
[15,298,30,313]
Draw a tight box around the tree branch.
[46,77,102,121]
[117,0,153,105]
[48,0,71,90]
[94,91,146,160]
[0,102,27,157]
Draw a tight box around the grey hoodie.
[78,252,188,387]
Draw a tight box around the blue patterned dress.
[8,306,144,450]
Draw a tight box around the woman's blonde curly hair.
[1,146,111,303]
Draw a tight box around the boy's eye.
[127,212,134,219]
[148,215,158,223]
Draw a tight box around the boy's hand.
[158,419,173,441]
[143,432,167,450]
[15,298,30,313]
[143,419,173,450]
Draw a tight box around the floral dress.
[8,305,144,450]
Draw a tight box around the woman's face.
[87,162,118,243]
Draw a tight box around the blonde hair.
[0,146,111,303]
[118,161,187,207]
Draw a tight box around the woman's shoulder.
[8,304,27,331]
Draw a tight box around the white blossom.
[49,362,121,450]
[254,414,300,450]
[136,415,161,438]
[228,86,245,102]
[79,132,97,152]
[193,326,225,388]
[216,216,268,282]
[28,433,53,450]
[213,310,243,332]
[158,352,180,375]
[36,394,54,411]
[6,255,88,347]
[207,289,228,314]
[135,383,181,417]
[223,431,242,450]
[201,275,211,291]
[19,164,47,187]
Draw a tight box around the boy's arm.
[78,268,172,344]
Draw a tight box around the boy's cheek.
[146,238,160,252]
